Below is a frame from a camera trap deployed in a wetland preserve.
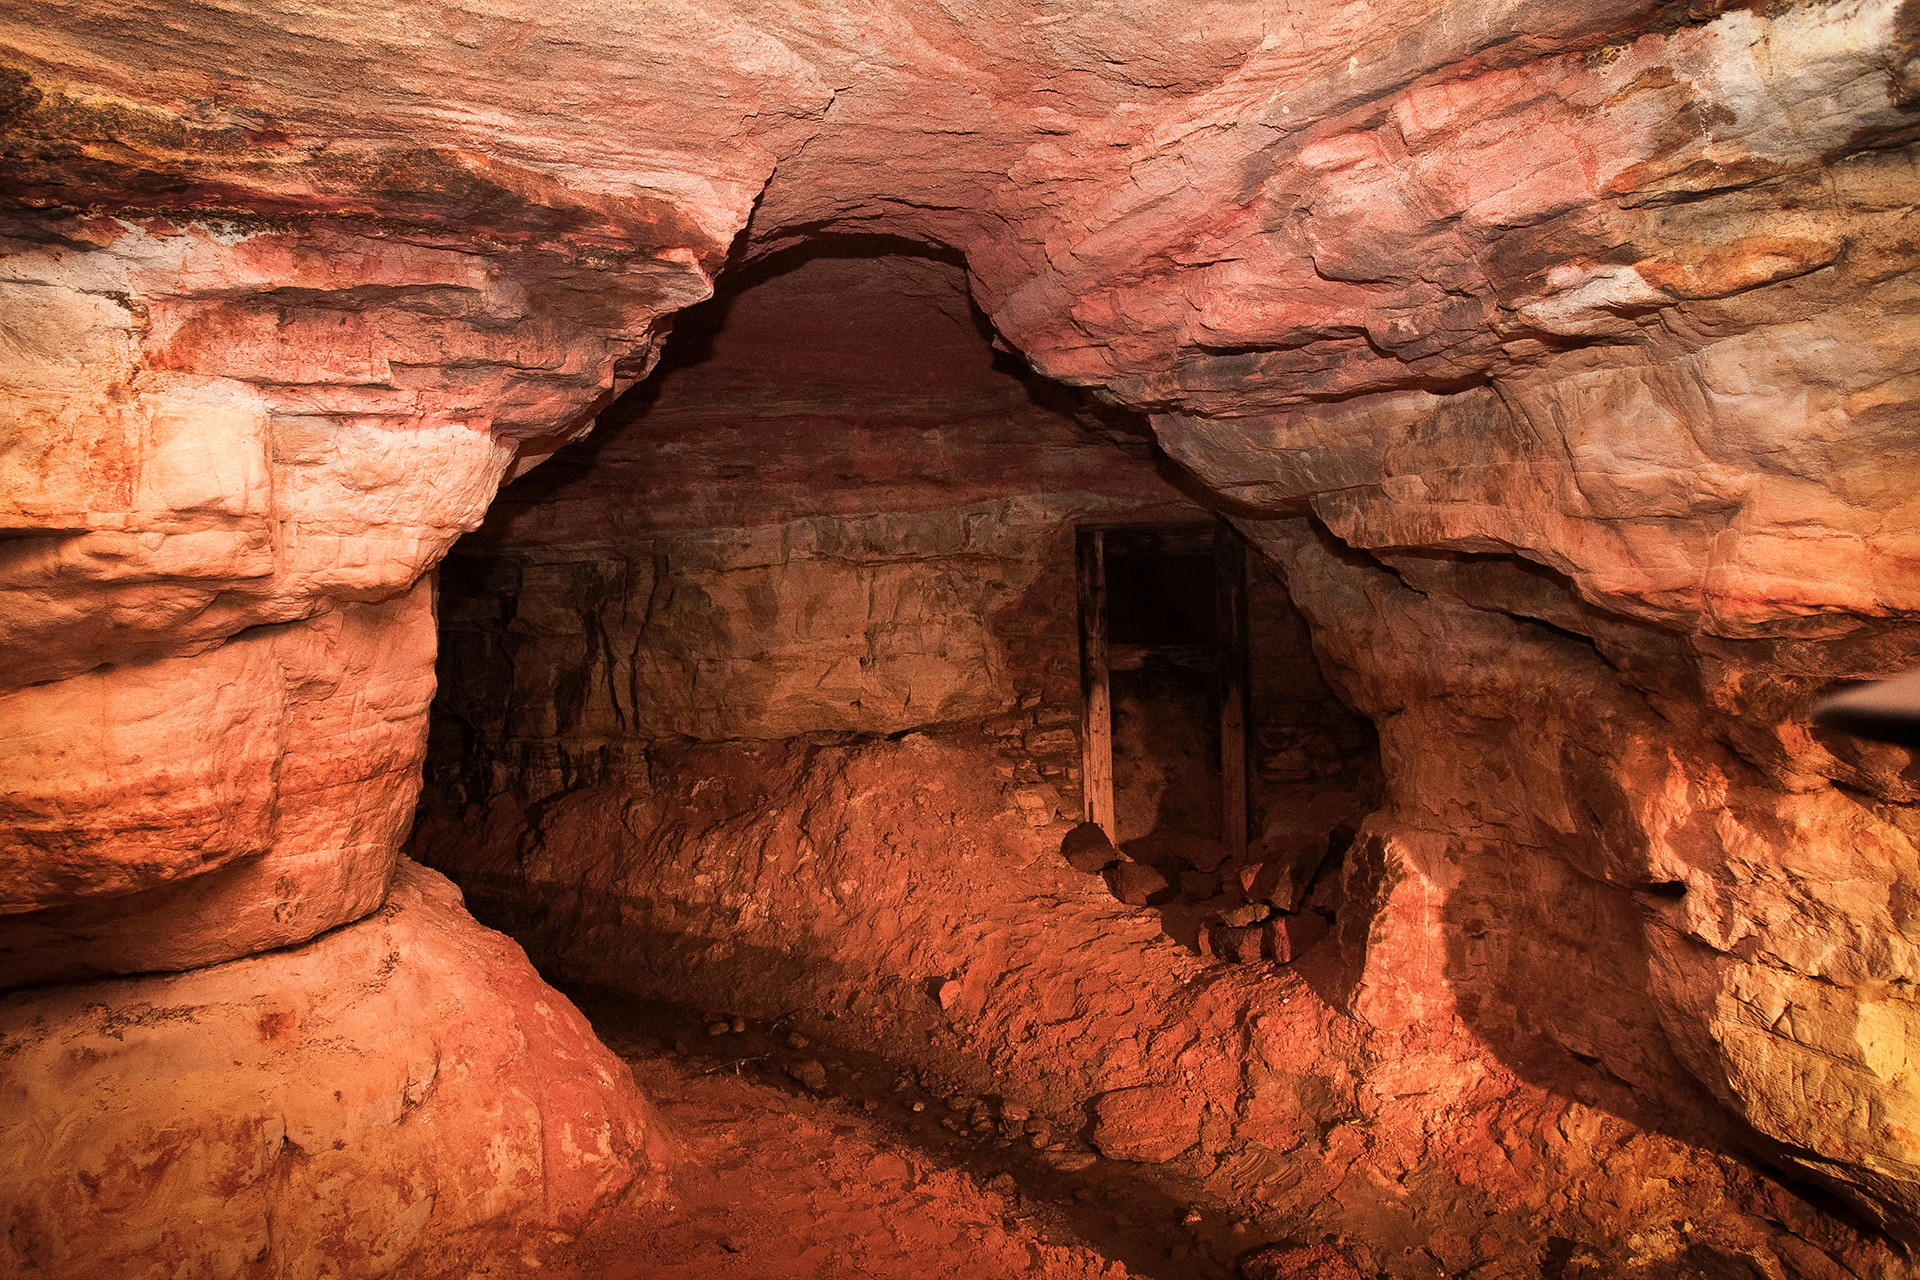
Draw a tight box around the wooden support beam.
[1077,526,1115,839]
[1216,522,1250,858]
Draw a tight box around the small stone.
[911,1101,926,1112]
[1027,1130,1049,1149]
[729,1016,746,1034]
[787,1059,828,1091]
[1011,787,1054,827]
[1266,910,1332,963]
[1182,1207,1203,1226]
[1103,859,1170,907]
[1025,727,1077,754]
[1000,1102,1030,1122]
[787,1032,810,1049]
[706,1022,729,1037]
[1042,1148,1098,1172]
[1061,822,1121,873]
[1219,901,1271,928]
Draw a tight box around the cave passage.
[9,4,1920,1276]
[410,243,1388,1273]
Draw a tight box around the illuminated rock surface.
[0,860,663,1279]
[1,0,1917,1273]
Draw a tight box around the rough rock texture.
[4,0,1919,1271]
[423,251,1205,814]
[0,192,710,973]
[0,579,439,987]
[0,859,664,1278]
[1254,520,1920,1247]
[417,731,1898,1278]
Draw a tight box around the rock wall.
[4,0,1917,1273]
[0,3,747,1264]
[419,251,1208,820]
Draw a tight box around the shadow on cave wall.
[415,225,1908,1255]
[1297,530,1907,1243]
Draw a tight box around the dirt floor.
[545,989,1300,1280]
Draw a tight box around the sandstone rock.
[1124,830,1233,874]
[788,1060,829,1092]
[10,0,1918,1265]
[1090,1085,1203,1164]
[1061,822,1122,873]
[427,723,1907,1273]
[1240,1242,1365,1280]
[1239,860,1288,909]
[1265,911,1333,965]
[0,580,438,984]
[1209,922,1266,965]
[1103,859,1171,907]
[1011,786,1057,828]
[0,860,664,1279]
[1180,868,1223,898]
[1219,902,1272,929]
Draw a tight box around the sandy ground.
[544,992,1257,1280]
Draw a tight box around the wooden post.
[1216,521,1250,857]
[1077,526,1115,839]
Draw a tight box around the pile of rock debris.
[1059,822,1346,964]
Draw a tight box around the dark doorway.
[1076,520,1249,854]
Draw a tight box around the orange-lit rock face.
[438,251,1196,755]
[2,0,1919,1272]
[0,41,721,969]
[0,860,664,1279]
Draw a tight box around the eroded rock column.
[0,23,798,1265]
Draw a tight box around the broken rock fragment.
[1103,859,1171,906]
[1060,821,1122,873]
[1265,911,1332,964]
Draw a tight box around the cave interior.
[2,2,1919,1278]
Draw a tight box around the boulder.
[1061,821,1122,873]
[1209,922,1266,964]
[1266,911,1333,964]
[1103,859,1171,907]
[0,860,666,1279]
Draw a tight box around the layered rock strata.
[2,0,1916,1272]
